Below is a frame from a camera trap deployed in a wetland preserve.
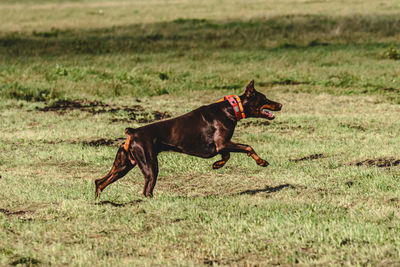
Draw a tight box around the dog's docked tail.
[124,128,135,151]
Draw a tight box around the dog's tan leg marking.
[124,135,131,151]
[123,134,137,166]
[212,152,230,169]
[245,146,269,167]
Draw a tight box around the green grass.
[1,0,400,266]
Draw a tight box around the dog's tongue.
[262,109,275,119]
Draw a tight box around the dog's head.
[241,80,282,120]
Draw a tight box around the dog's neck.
[217,95,246,121]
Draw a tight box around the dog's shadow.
[94,199,143,207]
[93,184,295,205]
[237,183,295,196]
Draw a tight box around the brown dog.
[95,80,282,198]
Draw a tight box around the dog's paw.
[95,189,101,199]
[212,160,226,169]
[256,158,269,167]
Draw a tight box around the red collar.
[217,95,246,121]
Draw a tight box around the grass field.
[1,0,400,265]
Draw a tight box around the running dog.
[95,80,282,197]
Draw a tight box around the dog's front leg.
[218,141,269,167]
[212,152,230,169]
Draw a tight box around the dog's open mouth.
[260,109,275,120]
[259,103,282,120]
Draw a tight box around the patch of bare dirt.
[47,138,124,147]
[36,99,112,113]
[136,111,172,123]
[339,123,367,131]
[48,137,127,147]
[340,238,352,246]
[203,258,220,265]
[203,256,245,266]
[274,124,310,133]
[36,99,172,123]
[152,111,172,121]
[0,208,29,216]
[290,153,324,162]
[240,121,314,134]
[259,79,310,87]
[94,200,143,207]
[79,138,125,147]
[10,256,41,266]
[381,87,400,92]
[351,157,400,168]
[240,120,271,127]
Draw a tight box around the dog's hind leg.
[94,144,136,199]
[212,152,230,169]
[131,142,159,198]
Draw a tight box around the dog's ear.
[245,80,255,97]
